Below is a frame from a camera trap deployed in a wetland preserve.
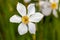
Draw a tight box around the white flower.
[39,0,59,18]
[10,2,44,35]
[24,0,31,3]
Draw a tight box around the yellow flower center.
[22,16,29,24]
[51,2,57,9]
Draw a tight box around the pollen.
[22,16,29,24]
[51,2,57,9]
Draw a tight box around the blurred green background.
[0,0,60,40]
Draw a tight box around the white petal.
[24,0,31,3]
[39,1,45,6]
[17,2,26,16]
[53,10,58,18]
[49,0,59,3]
[10,15,21,23]
[41,2,52,16]
[28,22,36,34]
[18,23,28,35]
[27,3,35,16]
[29,12,44,22]
[43,2,51,8]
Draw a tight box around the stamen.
[22,16,29,24]
[51,2,57,9]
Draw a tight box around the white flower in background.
[10,2,44,35]
[39,1,51,16]
[39,0,59,18]
[24,0,31,3]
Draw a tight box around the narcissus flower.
[10,2,44,35]
[39,0,59,18]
